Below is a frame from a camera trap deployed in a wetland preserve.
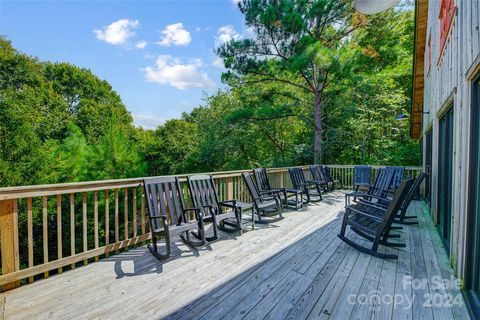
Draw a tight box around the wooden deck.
[1,191,470,319]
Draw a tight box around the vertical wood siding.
[422,0,480,278]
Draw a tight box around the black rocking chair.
[143,176,207,260]
[242,172,283,223]
[187,174,247,238]
[289,167,323,203]
[359,172,427,225]
[353,165,372,191]
[387,166,405,190]
[345,167,395,205]
[310,165,331,192]
[322,166,342,190]
[338,178,413,259]
[253,168,303,209]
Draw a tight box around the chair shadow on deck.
[102,231,216,279]
[102,221,283,279]
[161,214,352,320]
[103,193,348,283]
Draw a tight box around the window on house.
[439,0,455,58]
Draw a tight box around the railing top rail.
[0,166,299,200]
[0,164,423,200]
[323,165,423,170]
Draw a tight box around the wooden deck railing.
[0,164,422,291]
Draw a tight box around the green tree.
[43,62,133,141]
[217,0,357,163]
[141,119,200,175]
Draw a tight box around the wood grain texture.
[42,196,48,278]
[0,200,19,290]
[418,0,480,280]
[124,188,128,241]
[0,196,468,320]
[132,189,137,238]
[70,193,75,270]
[27,198,33,283]
[82,192,87,266]
[56,195,62,274]
[105,190,110,257]
[94,191,99,262]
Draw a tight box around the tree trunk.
[313,90,323,164]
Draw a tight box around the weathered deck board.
[2,193,469,319]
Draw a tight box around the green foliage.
[218,0,357,162]
[0,3,420,187]
[0,36,145,187]
[0,6,421,272]
[140,119,200,175]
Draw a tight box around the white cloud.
[135,41,147,49]
[142,55,215,90]
[216,25,241,46]
[212,57,225,69]
[94,19,139,45]
[157,23,191,46]
[133,114,166,130]
[232,0,242,5]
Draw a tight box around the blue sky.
[0,0,246,129]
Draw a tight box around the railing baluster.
[82,192,87,266]
[133,188,137,238]
[115,189,119,243]
[56,195,62,273]
[27,197,33,283]
[105,190,110,257]
[70,193,75,270]
[124,188,129,240]
[42,196,49,278]
[141,187,146,235]
[12,199,20,276]
[94,191,99,262]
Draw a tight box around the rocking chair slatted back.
[288,168,306,191]
[388,166,405,190]
[310,165,328,184]
[242,173,261,200]
[187,174,219,217]
[253,168,271,192]
[382,178,413,228]
[400,172,426,212]
[144,176,186,230]
[370,168,394,196]
[354,166,371,188]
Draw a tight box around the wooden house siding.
[419,0,480,280]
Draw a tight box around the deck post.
[0,199,20,290]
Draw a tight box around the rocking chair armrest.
[363,193,391,201]
[346,206,384,222]
[219,200,238,208]
[356,200,388,212]
[259,189,280,196]
[149,215,167,222]
[184,207,201,212]
[357,198,388,209]
[194,205,215,218]
[304,180,320,186]
[368,186,388,193]
[369,186,394,196]
[253,195,278,202]
[183,207,202,221]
